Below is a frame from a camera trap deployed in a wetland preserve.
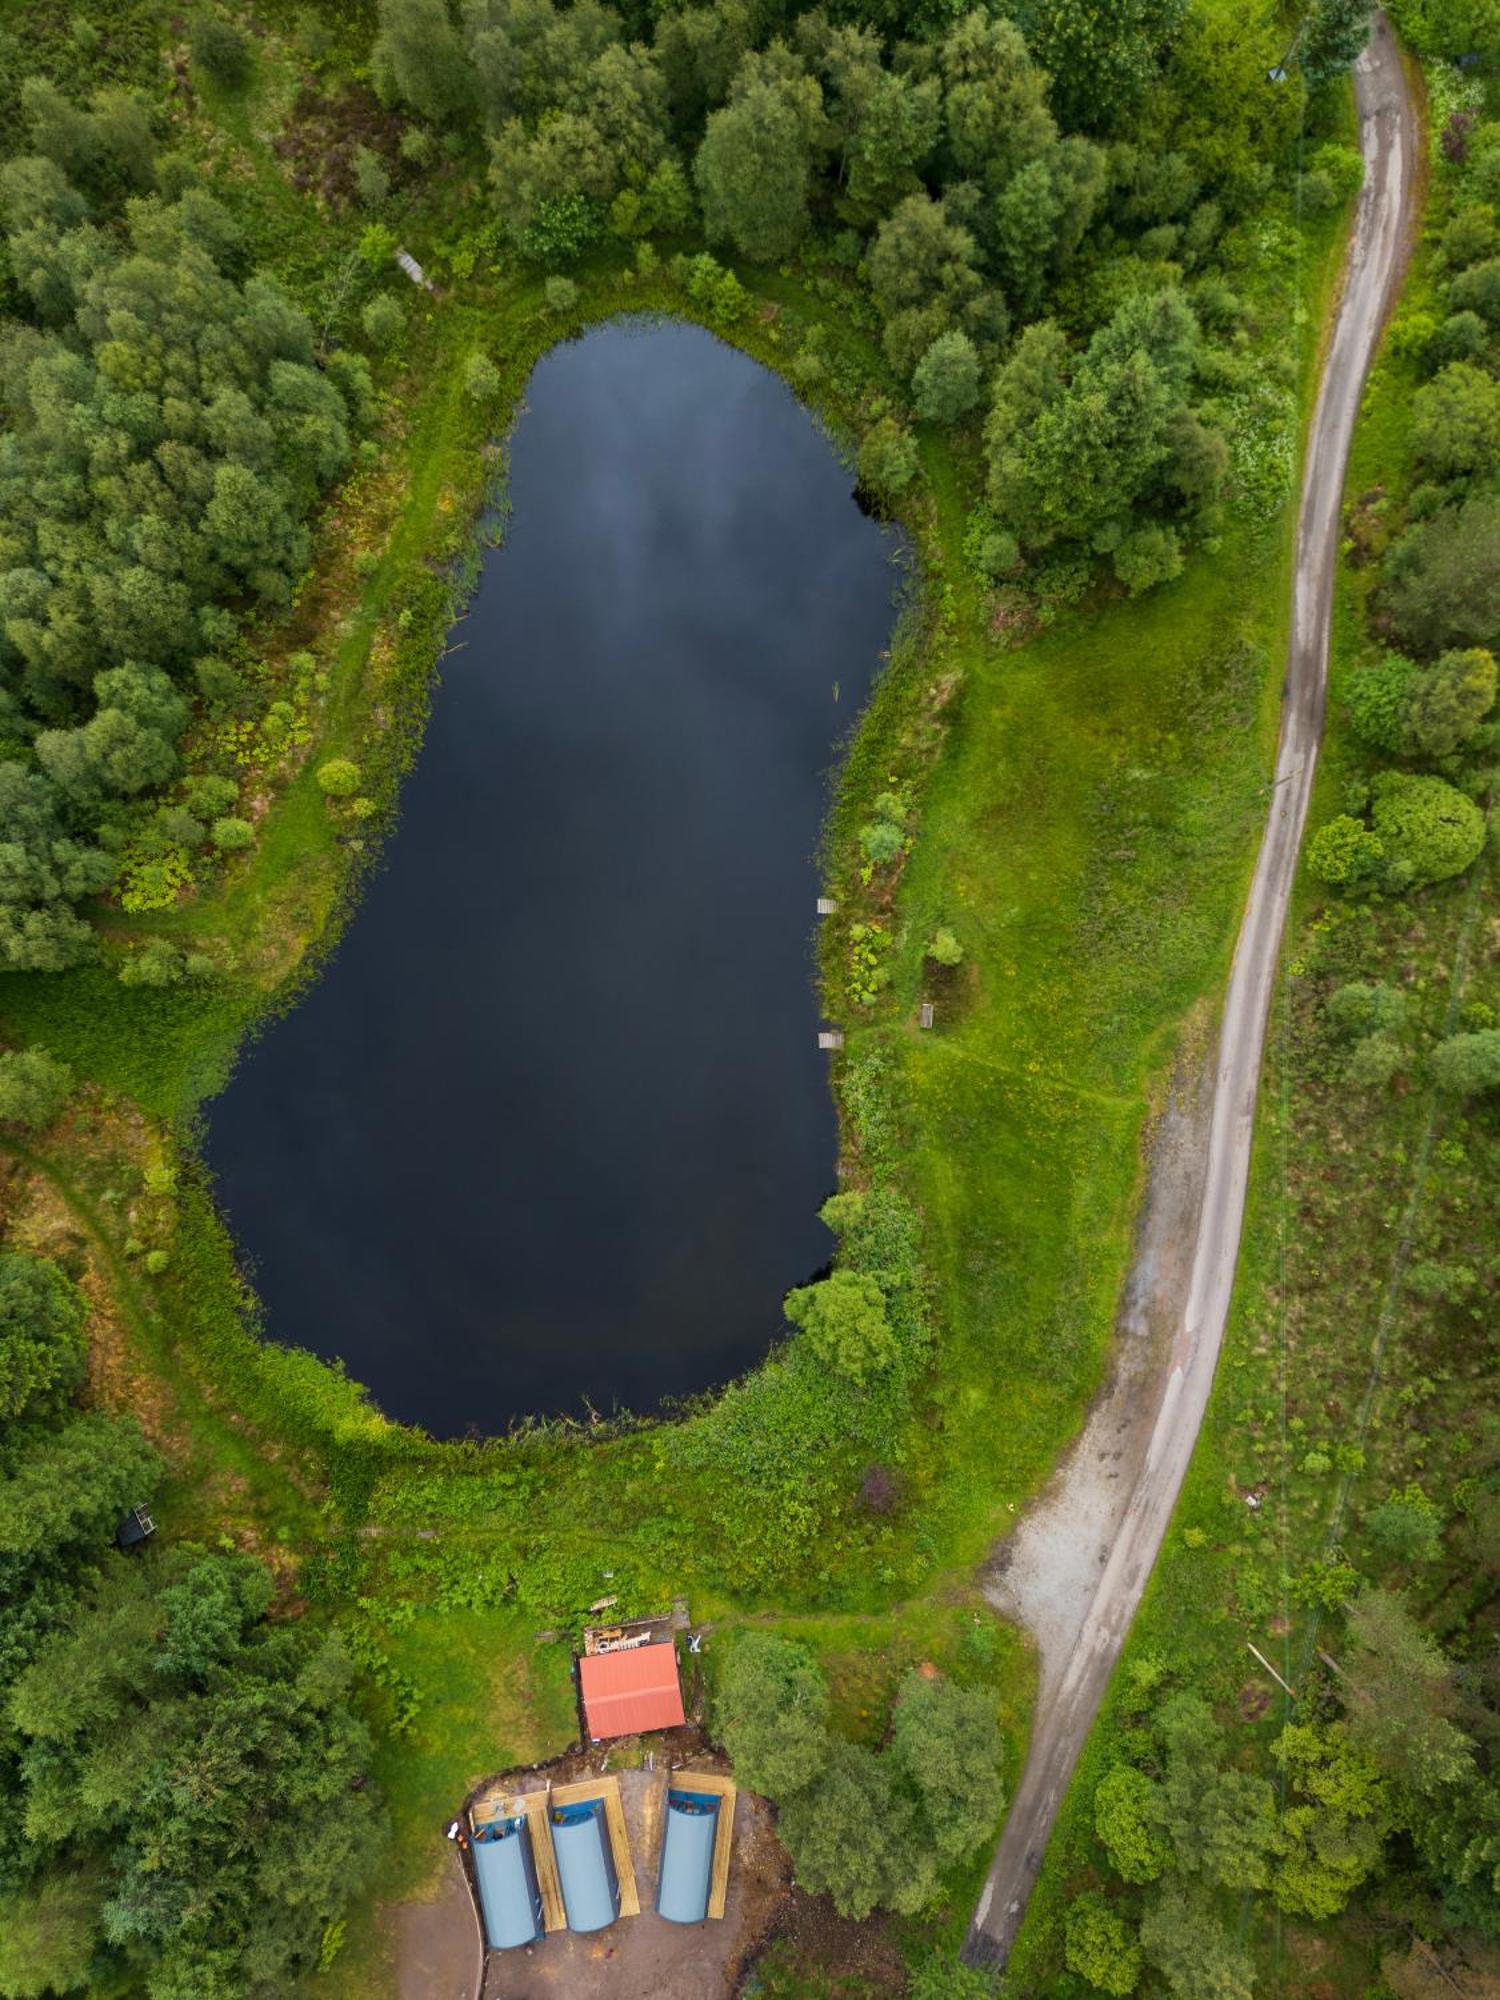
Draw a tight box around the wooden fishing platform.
[550,1774,640,1916]
[670,1769,736,1920]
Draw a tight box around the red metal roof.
[579,1642,685,1740]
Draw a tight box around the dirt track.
[963,15,1417,1968]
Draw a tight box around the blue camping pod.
[472,1815,545,1949]
[550,1800,621,1933]
[657,1789,721,1925]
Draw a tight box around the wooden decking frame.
[470,1788,567,1934]
[668,1769,736,1920]
[549,1774,640,1917]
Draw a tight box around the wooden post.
[1247,1642,1295,1698]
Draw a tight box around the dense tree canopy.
[0,124,364,968]
[0,1249,378,1999]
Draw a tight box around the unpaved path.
[963,15,1417,1968]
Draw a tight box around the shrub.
[0,1048,72,1130]
[118,940,187,988]
[1306,814,1384,889]
[1326,981,1407,1038]
[783,1271,897,1384]
[543,275,579,313]
[211,816,254,852]
[194,656,254,718]
[190,16,252,89]
[1347,652,1419,752]
[927,927,964,967]
[352,146,390,208]
[857,418,919,506]
[517,193,603,264]
[462,351,502,402]
[1369,770,1486,888]
[1113,521,1184,595]
[859,819,905,864]
[316,759,362,798]
[1433,1028,1500,1094]
[714,1632,829,1798]
[1065,1892,1143,1996]
[1347,1032,1402,1088]
[976,528,1020,578]
[1367,1486,1443,1564]
[912,331,982,426]
[357,222,398,270]
[360,294,405,351]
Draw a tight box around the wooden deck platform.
[669,1769,736,1920]
[470,1787,566,1933]
[550,1775,640,1917]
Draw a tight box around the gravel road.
[962,15,1417,1969]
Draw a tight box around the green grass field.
[0,5,1373,1986]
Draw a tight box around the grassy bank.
[0,3,1369,1988]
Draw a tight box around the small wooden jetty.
[818,1030,844,1051]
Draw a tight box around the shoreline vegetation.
[0,1,1429,1993]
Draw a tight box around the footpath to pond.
[962,12,1419,1968]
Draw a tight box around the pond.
[205,319,900,1438]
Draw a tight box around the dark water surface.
[206,320,898,1437]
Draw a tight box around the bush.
[783,1271,897,1384]
[1346,1032,1402,1088]
[714,1632,829,1798]
[1432,1028,1500,1094]
[543,275,579,314]
[1405,646,1498,756]
[1308,141,1365,201]
[118,940,187,988]
[1367,1486,1443,1564]
[1113,521,1184,595]
[0,1048,72,1130]
[857,418,919,506]
[211,816,254,852]
[912,331,982,426]
[859,819,905,864]
[517,193,604,264]
[1065,1892,1144,1996]
[352,146,390,208]
[927,927,964,967]
[360,294,405,351]
[1347,653,1419,752]
[1306,814,1384,889]
[1326,981,1407,1038]
[358,222,398,270]
[975,528,1021,579]
[1369,770,1486,889]
[190,15,252,89]
[462,351,502,402]
[194,656,254,718]
[316,758,362,798]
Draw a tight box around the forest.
[0,0,1495,1995]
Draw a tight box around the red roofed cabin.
[580,1641,685,1742]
